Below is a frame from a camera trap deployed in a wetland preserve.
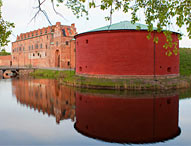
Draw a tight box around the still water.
[0,78,191,145]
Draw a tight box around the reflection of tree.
[12,79,76,124]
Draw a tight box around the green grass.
[30,69,75,79]
[30,48,191,90]
[180,48,191,76]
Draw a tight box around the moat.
[1,78,191,145]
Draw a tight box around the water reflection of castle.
[75,91,181,144]
[11,79,181,144]
[12,79,75,124]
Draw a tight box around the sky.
[2,0,191,52]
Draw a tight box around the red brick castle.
[11,22,76,69]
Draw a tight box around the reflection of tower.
[12,79,76,124]
[75,91,181,144]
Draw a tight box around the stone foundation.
[76,73,180,79]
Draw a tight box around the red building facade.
[12,22,76,69]
[75,21,179,78]
[0,55,12,66]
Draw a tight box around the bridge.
[0,66,74,77]
[0,67,36,76]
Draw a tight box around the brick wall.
[75,30,179,76]
[0,55,12,66]
[12,22,76,69]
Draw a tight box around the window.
[47,35,48,39]
[38,53,40,56]
[29,46,31,50]
[45,29,47,33]
[46,44,47,49]
[32,33,33,37]
[40,30,42,35]
[67,61,70,66]
[35,44,38,49]
[33,53,35,56]
[32,45,33,50]
[36,32,38,35]
[56,41,58,46]
[19,47,21,51]
[28,34,30,38]
[167,67,171,72]
[79,66,82,71]
[23,47,25,51]
[40,44,42,49]
[86,39,88,44]
[66,41,69,45]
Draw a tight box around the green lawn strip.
[30,48,191,89]
[30,69,74,79]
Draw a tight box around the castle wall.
[75,30,179,77]
[12,22,76,69]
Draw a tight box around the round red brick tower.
[75,21,179,78]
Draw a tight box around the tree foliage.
[0,0,14,49]
[35,0,189,56]
[34,0,191,38]
[64,0,191,37]
[0,49,11,56]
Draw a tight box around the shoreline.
[29,69,191,91]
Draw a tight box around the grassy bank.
[180,48,191,76]
[30,69,191,90]
[63,74,191,90]
[30,69,75,79]
[30,48,191,90]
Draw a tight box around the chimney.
[56,22,61,26]
[71,23,75,28]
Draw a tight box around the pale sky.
[2,0,191,52]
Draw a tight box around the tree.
[0,0,14,49]
[35,0,190,36]
[65,0,191,37]
[0,49,11,56]
[33,0,190,55]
